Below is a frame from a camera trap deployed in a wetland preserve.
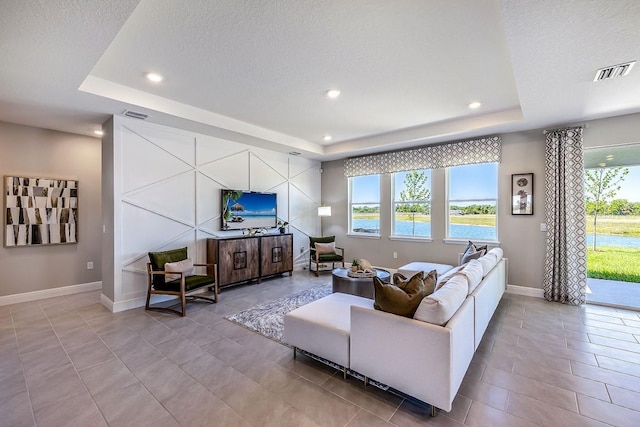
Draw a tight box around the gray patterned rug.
[224,284,331,344]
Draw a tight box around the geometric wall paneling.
[196,172,222,227]
[289,156,319,178]
[250,147,290,180]
[124,123,196,166]
[249,152,287,192]
[198,151,250,191]
[271,182,289,222]
[288,184,318,237]
[197,217,220,236]
[120,202,192,265]
[121,125,194,194]
[196,136,252,166]
[121,270,146,299]
[289,165,321,203]
[123,171,196,226]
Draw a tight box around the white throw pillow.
[165,258,194,281]
[413,274,468,326]
[457,259,484,293]
[315,241,336,255]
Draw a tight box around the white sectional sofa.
[283,249,507,415]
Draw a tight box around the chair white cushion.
[165,258,193,281]
[413,275,468,326]
[315,241,337,255]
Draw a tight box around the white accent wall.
[102,116,321,312]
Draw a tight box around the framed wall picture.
[511,173,533,215]
[4,176,78,247]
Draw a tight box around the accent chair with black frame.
[146,247,218,317]
[309,235,345,277]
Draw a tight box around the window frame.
[445,163,499,244]
[348,174,381,238]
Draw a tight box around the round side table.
[331,268,391,299]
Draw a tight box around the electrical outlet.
[393,252,398,259]
[87,261,94,270]
[540,223,547,232]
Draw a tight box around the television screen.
[221,190,277,230]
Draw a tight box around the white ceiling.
[1,0,640,160]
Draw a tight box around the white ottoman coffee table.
[283,292,373,378]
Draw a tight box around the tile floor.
[1,272,640,427]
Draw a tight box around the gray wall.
[0,121,102,296]
[321,113,640,290]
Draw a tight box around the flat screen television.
[221,189,277,230]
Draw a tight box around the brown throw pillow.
[374,271,436,317]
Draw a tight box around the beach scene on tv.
[221,190,277,230]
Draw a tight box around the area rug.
[224,283,331,344]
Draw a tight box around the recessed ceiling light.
[323,135,333,141]
[94,130,104,136]
[326,89,341,99]
[606,155,614,160]
[599,162,607,167]
[146,72,164,83]
[469,101,482,109]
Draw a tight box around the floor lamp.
[317,206,331,237]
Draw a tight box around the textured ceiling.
[1,0,640,160]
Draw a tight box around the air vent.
[593,61,635,82]
[122,109,149,120]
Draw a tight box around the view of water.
[354,219,640,247]
[586,234,640,248]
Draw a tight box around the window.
[392,169,432,238]
[447,163,498,241]
[349,174,380,235]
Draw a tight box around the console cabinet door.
[260,234,293,276]
[217,238,260,285]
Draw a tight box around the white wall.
[0,121,102,298]
[321,113,640,291]
[102,117,322,311]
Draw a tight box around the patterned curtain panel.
[543,127,587,305]
[344,135,501,177]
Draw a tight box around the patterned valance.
[344,135,502,177]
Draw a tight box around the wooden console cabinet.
[206,234,293,288]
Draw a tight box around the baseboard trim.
[100,293,178,313]
[506,284,544,298]
[0,281,103,307]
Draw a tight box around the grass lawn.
[586,215,640,237]
[587,246,640,282]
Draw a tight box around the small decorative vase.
[279,227,285,234]
[351,265,358,272]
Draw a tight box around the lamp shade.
[317,206,332,217]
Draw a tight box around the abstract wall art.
[4,176,78,247]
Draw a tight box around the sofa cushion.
[478,252,499,276]
[435,264,465,290]
[457,259,484,293]
[373,271,432,318]
[487,247,503,261]
[413,274,468,325]
[460,241,487,264]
